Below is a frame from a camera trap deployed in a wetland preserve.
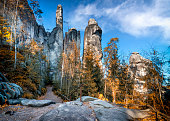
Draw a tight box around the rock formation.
[0,0,50,92]
[56,5,63,30]
[47,5,64,83]
[0,0,42,44]
[0,73,23,105]
[64,28,80,55]
[129,52,150,94]
[83,18,102,66]
[39,96,150,121]
[0,1,81,88]
[48,26,63,82]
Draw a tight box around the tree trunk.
[14,0,19,69]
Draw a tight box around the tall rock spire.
[46,4,63,83]
[56,4,63,30]
[64,28,80,54]
[83,18,102,66]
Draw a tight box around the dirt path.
[0,103,61,121]
[38,86,63,103]
[0,86,63,121]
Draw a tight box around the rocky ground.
[0,87,154,121]
[0,86,63,121]
[0,103,61,121]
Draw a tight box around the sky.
[38,0,170,62]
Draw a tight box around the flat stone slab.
[89,99,114,108]
[7,98,26,105]
[94,108,133,121]
[76,96,98,102]
[115,108,151,119]
[65,101,83,106]
[21,99,56,107]
[39,104,96,121]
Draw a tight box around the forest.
[0,0,170,121]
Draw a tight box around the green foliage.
[22,92,34,99]
[0,39,46,99]
[92,60,104,94]
[53,40,82,100]
[142,51,166,113]
[104,38,120,102]
[117,60,134,103]
[82,47,103,97]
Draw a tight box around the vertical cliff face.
[0,1,65,87]
[48,25,63,82]
[64,28,80,55]
[0,0,49,47]
[0,1,81,85]
[129,52,150,94]
[83,18,102,65]
[0,0,38,44]
[0,0,49,94]
[47,5,63,82]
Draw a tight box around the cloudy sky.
[39,0,170,60]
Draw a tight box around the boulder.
[4,83,16,98]
[39,104,96,121]
[0,94,5,105]
[94,108,133,121]
[89,99,114,108]
[0,82,23,105]
[65,101,83,106]
[76,96,98,102]
[115,108,151,119]
[7,98,26,105]
[2,90,11,99]
[8,83,23,96]
[21,99,56,107]
[38,96,151,121]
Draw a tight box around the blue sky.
[38,0,170,62]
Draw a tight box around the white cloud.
[68,0,170,43]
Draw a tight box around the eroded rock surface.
[76,96,114,108]
[64,28,80,55]
[0,96,151,121]
[39,104,96,121]
[21,99,56,107]
[56,4,63,29]
[129,52,150,94]
[94,108,132,121]
[83,18,103,66]
[0,82,23,105]
[40,96,150,121]
[48,25,63,82]
[47,4,64,83]
[76,96,98,102]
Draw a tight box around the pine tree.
[92,58,104,94]
[104,38,120,103]
[142,49,165,113]
[82,47,98,97]
[117,60,128,103]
